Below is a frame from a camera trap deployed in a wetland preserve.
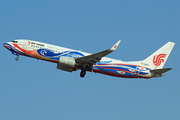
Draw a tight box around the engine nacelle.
[57,56,76,72]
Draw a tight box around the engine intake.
[57,56,76,72]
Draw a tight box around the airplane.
[3,39,175,79]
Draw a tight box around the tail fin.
[142,42,175,69]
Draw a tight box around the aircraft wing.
[75,40,121,67]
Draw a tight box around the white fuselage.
[3,39,157,79]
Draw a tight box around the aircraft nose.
[3,42,11,49]
[3,42,7,47]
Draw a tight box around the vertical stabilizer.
[142,42,175,69]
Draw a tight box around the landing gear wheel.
[80,70,86,78]
[15,57,19,61]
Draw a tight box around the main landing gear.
[80,70,86,78]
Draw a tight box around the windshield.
[11,40,18,43]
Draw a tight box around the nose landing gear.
[12,52,19,61]
[80,70,86,78]
[15,57,19,61]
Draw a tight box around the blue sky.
[1,0,180,120]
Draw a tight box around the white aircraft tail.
[141,42,175,69]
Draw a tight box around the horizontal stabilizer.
[150,68,172,74]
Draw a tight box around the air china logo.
[114,45,117,49]
[153,54,167,66]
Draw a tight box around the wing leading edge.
[75,40,121,67]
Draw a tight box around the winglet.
[110,40,121,51]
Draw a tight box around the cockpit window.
[11,40,18,43]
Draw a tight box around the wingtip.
[110,40,121,51]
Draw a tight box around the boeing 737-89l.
[3,39,175,79]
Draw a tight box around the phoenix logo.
[114,45,117,49]
[153,54,167,66]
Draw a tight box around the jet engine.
[57,56,77,72]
